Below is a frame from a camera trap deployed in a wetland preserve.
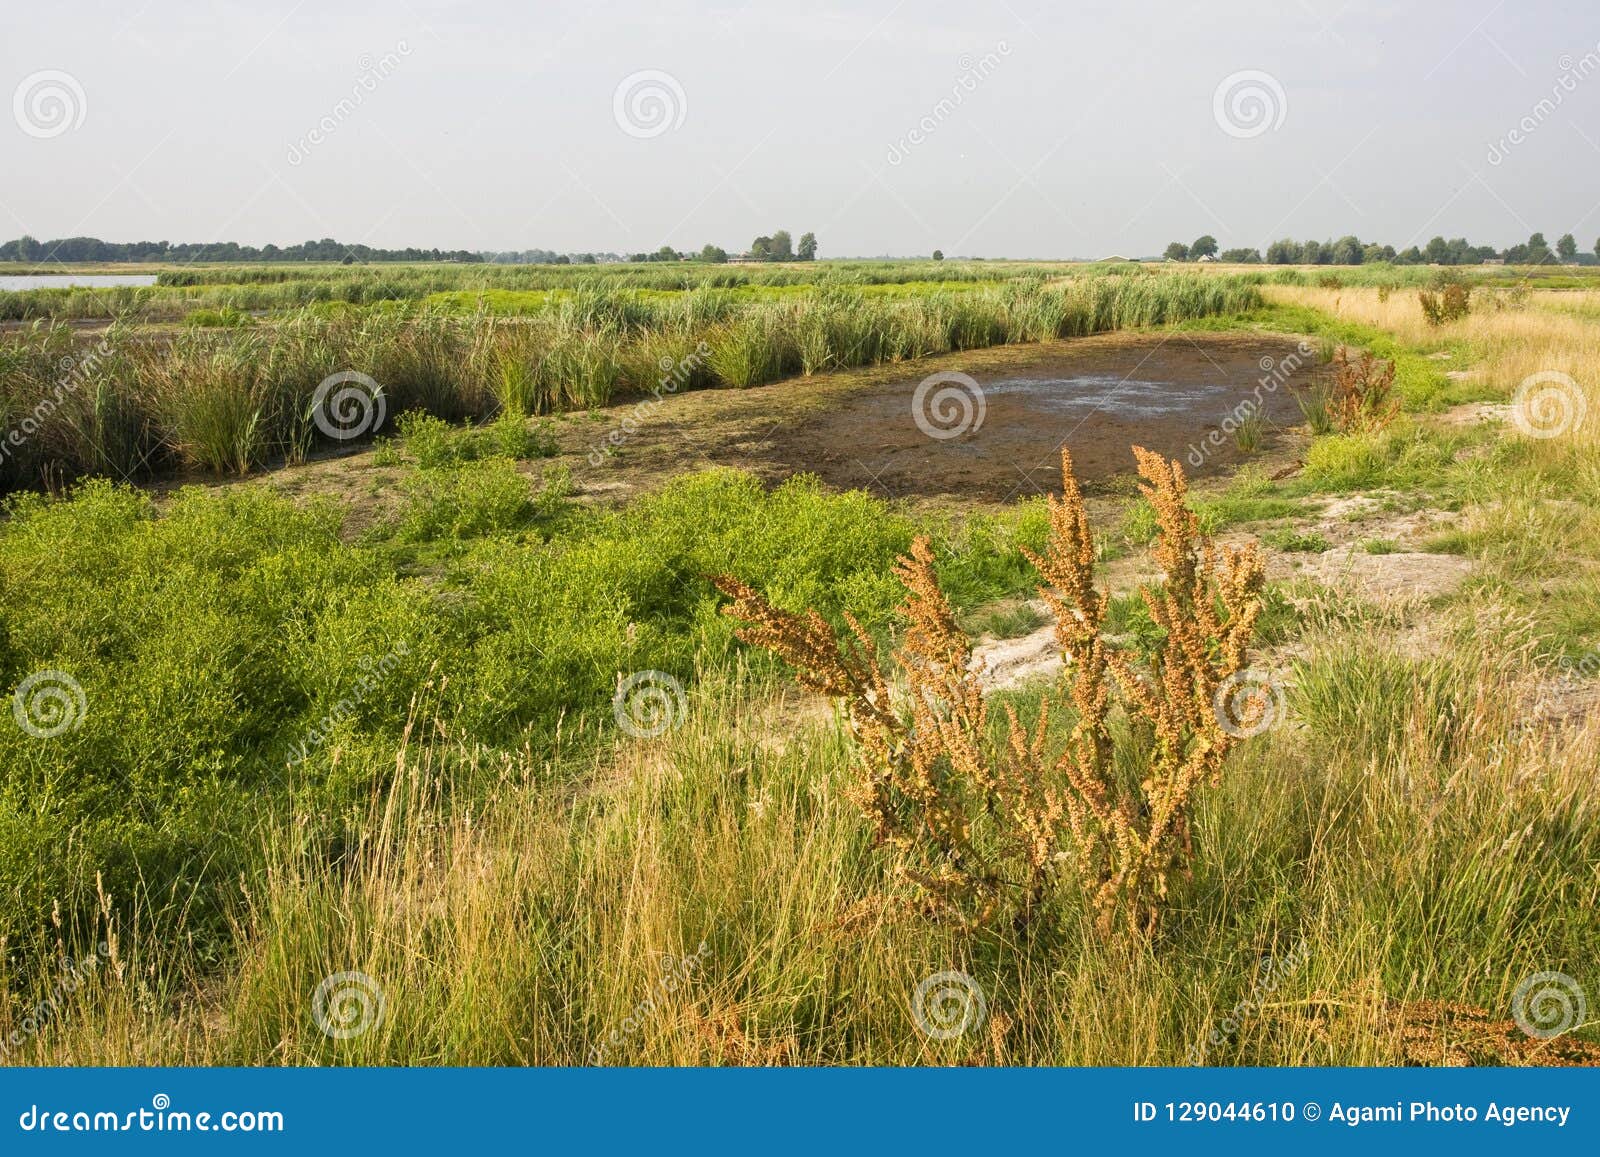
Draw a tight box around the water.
[0,273,158,291]
[983,373,1230,418]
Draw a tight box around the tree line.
[0,236,484,264]
[626,230,819,264]
[1162,231,1599,266]
[0,232,824,267]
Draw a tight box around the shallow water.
[982,374,1234,418]
[0,274,158,291]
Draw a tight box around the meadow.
[0,260,1596,1066]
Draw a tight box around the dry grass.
[1267,285,1600,448]
[5,631,1598,1067]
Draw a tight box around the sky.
[6,0,1600,258]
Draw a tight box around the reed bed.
[0,260,1090,322]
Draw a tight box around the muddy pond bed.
[756,331,1319,501]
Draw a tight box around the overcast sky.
[6,0,1600,257]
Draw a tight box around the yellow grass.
[1266,285,1600,448]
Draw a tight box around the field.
[1,259,1597,1066]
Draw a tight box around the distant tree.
[1557,232,1578,261]
[1265,238,1302,264]
[769,230,794,260]
[554,254,571,265]
[1395,246,1423,265]
[578,253,597,264]
[797,232,817,261]
[1331,235,1364,265]
[699,244,728,263]
[931,249,944,261]
[1189,235,1218,259]
[750,235,772,261]
[1163,241,1190,262]
[1219,247,1261,263]
[1302,239,1325,264]
[1595,237,1600,260]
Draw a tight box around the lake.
[0,273,159,291]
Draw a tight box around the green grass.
[963,601,1050,639]
[1264,528,1331,553]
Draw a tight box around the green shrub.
[396,457,559,542]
